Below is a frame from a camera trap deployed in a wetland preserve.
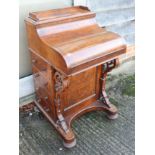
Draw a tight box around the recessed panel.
[67,67,97,107]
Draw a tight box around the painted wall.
[19,0,73,78]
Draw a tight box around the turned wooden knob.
[44,96,48,100]
[34,73,39,78]
[45,108,50,112]
[37,99,41,103]
[32,59,37,63]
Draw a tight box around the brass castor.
[63,139,76,148]
[107,113,118,120]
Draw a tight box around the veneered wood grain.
[31,52,48,76]
[25,5,126,75]
[67,67,96,107]
[53,31,125,68]
[25,6,126,147]
[39,19,101,39]
[29,6,91,21]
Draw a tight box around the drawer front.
[32,66,52,94]
[37,97,52,117]
[36,87,53,117]
[31,51,48,73]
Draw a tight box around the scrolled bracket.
[100,59,119,108]
[54,71,69,133]
[54,71,69,93]
[102,59,119,73]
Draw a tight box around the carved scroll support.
[54,71,70,133]
[53,71,76,148]
[100,59,119,108]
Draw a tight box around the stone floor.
[19,60,135,155]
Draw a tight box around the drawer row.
[33,66,55,118]
[30,51,55,117]
[31,51,48,76]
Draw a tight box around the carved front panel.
[67,67,97,107]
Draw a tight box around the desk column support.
[100,59,119,119]
[54,71,76,148]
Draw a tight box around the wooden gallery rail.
[25,6,126,148]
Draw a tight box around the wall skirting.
[19,75,35,106]
[19,75,34,98]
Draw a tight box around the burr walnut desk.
[25,6,126,148]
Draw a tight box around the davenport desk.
[25,6,126,148]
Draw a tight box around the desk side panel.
[64,67,98,111]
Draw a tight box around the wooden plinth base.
[34,99,118,148]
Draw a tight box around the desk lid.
[25,6,126,75]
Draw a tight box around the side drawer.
[36,87,53,117]
[37,97,52,117]
[31,51,48,73]
[32,66,52,94]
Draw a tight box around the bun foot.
[107,113,118,120]
[63,139,76,148]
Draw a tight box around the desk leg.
[54,71,76,148]
[101,59,119,119]
[34,99,76,148]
